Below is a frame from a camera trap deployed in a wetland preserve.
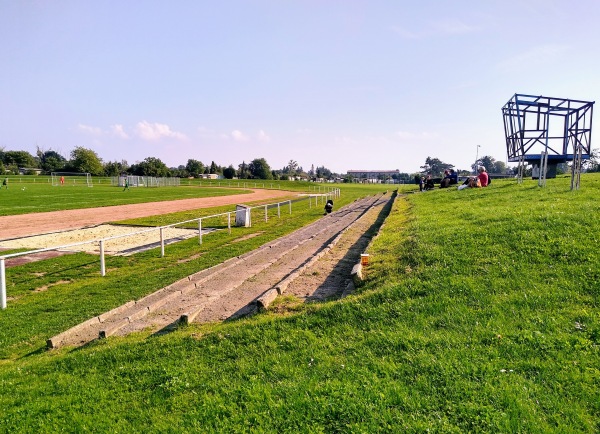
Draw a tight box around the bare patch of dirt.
[34,280,71,293]
[3,251,73,268]
[227,232,264,244]
[177,252,205,264]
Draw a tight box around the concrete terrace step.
[47,194,386,349]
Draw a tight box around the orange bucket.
[360,254,369,266]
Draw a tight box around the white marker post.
[99,240,106,276]
[199,219,203,245]
[1,258,6,309]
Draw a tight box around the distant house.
[18,167,43,175]
[347,169,400,183]
[201,173,220,180]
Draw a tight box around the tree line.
[0,146,342,181]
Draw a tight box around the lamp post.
[474,145,481,174]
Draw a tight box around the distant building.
[347,170,400,183]
[18,167,43,175]
[200,173,220,180]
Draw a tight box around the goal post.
[51,172,93,187]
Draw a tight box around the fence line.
[0,189,340,309]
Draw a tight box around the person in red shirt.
[477,166,489,187]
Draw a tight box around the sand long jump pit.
[0,224,210,258]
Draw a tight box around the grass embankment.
[1,177,598,432]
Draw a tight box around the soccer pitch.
[0,179,249,216]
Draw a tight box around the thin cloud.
[396,131,439,140]
[258,130,270,142]
[390,25,421,39]
[135,121,187,141]
[231,130,249,141]
[77,124,102,135]
[110,124,129,139]
[497,44,570,73]
[391,18,480,40]
[432,18,480,35]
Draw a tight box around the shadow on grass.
[305,193,396,303]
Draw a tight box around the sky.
[1,0,600,174]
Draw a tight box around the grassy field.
[0,176,598,432]
[0,176,337,216]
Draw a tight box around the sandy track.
[0,188,292,240]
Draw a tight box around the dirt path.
[0,188,292,240]
[48,194,394,349]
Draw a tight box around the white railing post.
[289,200,292,214]
[228,212,231,234]
[199,219,203,244]
[99,240,106,276]
[264,205,268,222]
[277,203,280,218]
[160,227,165,257]
[1,258,6,309]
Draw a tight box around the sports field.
[0,178,249,216]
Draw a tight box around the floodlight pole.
[475,145,481,174]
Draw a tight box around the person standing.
[2,177,7,189]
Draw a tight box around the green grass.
[0,183,396,360]
[1,176,597,432]
[0,182,247,216]
[0,176,346,216]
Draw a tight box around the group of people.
[419,167,490,191]
[419,169,459,191]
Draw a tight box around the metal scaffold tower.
[502,94,594,189]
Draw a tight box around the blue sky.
[1,1,599,174]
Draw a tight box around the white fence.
[0,189,340,309]
[112,176,181,187]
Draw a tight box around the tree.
[104,160,129,176]
[420,157,453,177]
[584,148,600,172]
[209,161,218,174]
[248,158,273,179]
[130,157,171,177]
[315,165,332,179]
[287,160,298,177]
[2,150,37,169]
[473,155,495,173]
[185,159,204,177]
[37,148,66,173]
[68,146,103,175]
[472,155,507,174]
[223,165,236,179]
[237,161,251,179]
